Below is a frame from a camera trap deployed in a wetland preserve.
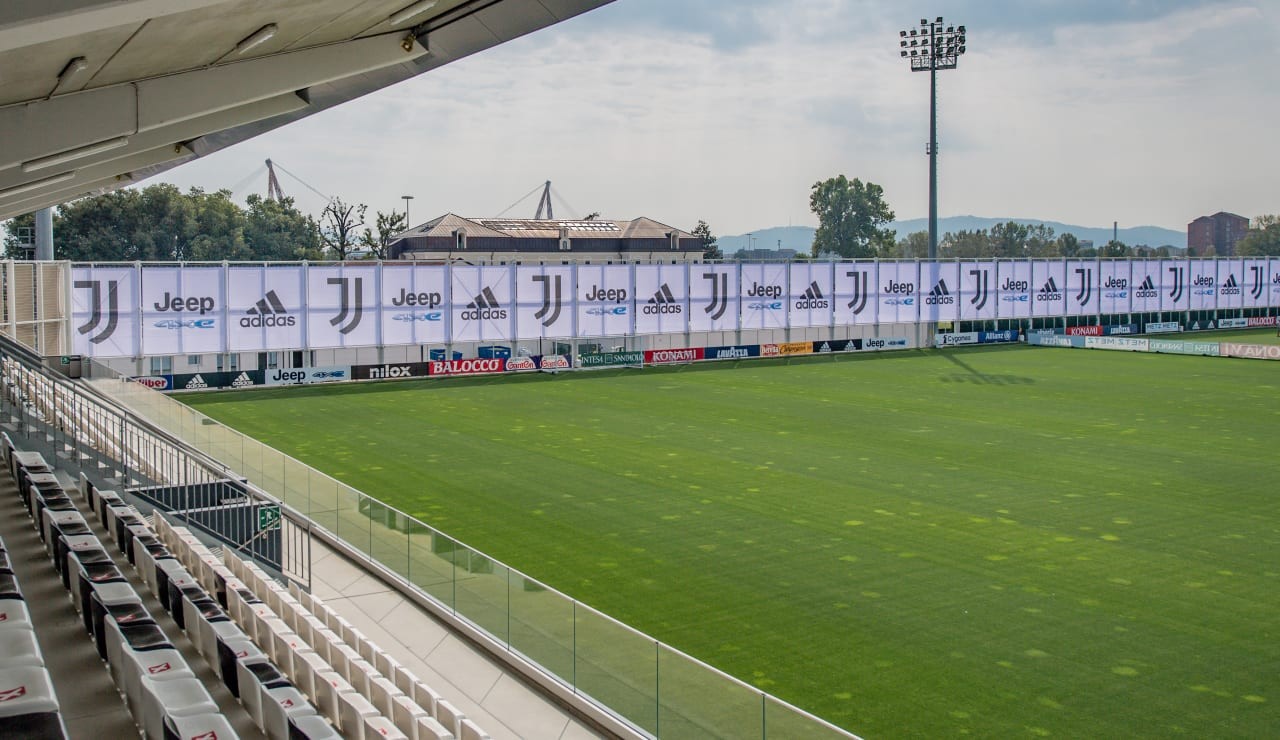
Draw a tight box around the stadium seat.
[335,690,381,737]
[411,680,442,718]
[214,632,263,699]
[368,674,404,717]
[138,675,217,740]
[413,713,456,740]
[363,714,410,740]
[261,683,316,740]
[160,711,237,740]
[236,658,290,729]
[287,713,343,739]
[391,692,430,737]
[0,594,34,632]
[0,627,45,668]
[458,717,492,740]
[434,699,466,738]
[0,665,67,739]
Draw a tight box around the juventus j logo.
[1250,266,1264,300]
[74,280,120,344]
[327,277,364,334]
[1074,268,1093,305]
[532,274,563,327]
[1167,266,1185,303]
[845,270,868,315]
[703,272,728,320]
[969,269,989,311]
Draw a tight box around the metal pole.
[928,47,938,261]
[35,207,54,261]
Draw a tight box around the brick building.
[1187,212,1250,256]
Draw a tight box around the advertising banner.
[141,266,225,356]
[1065,260,1099,316]
[1188,261,1217,311]
[1221,343,1280,361]
[876,262,918,325]
[936,332,979,347]
[515,264,575,340]
[1272,258,1280,307]
[705,345,761,360]
[451,266,512,343]
[979,330,1020,344]
[264,366,349,386]
[689,265,739,333]
[1098,261,1131,316]
[1029,334,1085,348]
[739,262,788,330]
[1104,324,1139,336]
[130,375,173,391]
[72,265,139,358]
[1150,340,1220,356]
[1247,316,1278,327]
[572,264,630,338]
[538,354,572,370]
[306,264,378,349]
[788,261,834,328]
[811,339,862,353]
[861,336,909,351]
[1217,259,1244,310]
[378,264,446,347]
[170,370,262,391]
[919,261,959,323]
[835,262,877,326]
[1217,317,1249,329]
[1243,259,1269,309]
[644,348,704,364]
[634,263,688,335]
[1066,325,1103,336]
[760,342,811,357]
[427,358,507,377]
[1160,259,1190,313]
[959,261,997,320]
[1084,336,1149,352]
[1031,260,1068,318]
[997,260,1033,318]
[1145,321,1182,334]
[228,265,306,352]
[578,351,644,368]
[350,363,431,381]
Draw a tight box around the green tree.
[1025,224,1058,257]
[886,230,929,258]
[989,221,1031,257]
[808,175,895,258]
[187,188,249,261]
[317,197,367,261]
[244,194,321,260]
[1100,239,1129,258]
[1056,232,1080,258]
[361,210,407,260]
[939,229,991,258]
[692,220,721,260]
[1236,215,1280,256]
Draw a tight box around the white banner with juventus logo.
[1128,261,1161,314]
[1188,261,1217,311]
[451,266,512,343]
[1243,259,1269,309]
[634,263,688,335]
[689,265,738,333]
[787,262,834,328]
[228,266,305,352]
[72,266,139,358]
[575,264,632,337]
[515,265,575,340]
[919,261,959,323]
[1031,261,1068,318]
[380,264,447,346]
[140,266,225,355]
[958,261,997,320]
[997,261,1033,318]
[1066,260,1099,316]
[739,263,789,330]
[835,262,876,325]
[306,264,378,349]
[1217,259,1245,310]
[876,262,918,325]
[1161,260,1190,312]
[1098,261,1131,316]
[1269,259,1280,308]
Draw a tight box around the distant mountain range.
[719,217,1186,254]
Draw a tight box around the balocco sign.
[428,358,507,376]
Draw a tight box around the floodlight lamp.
[936,16,943,23]
[920,18,928,25]
[901,51,908,57]
[947,26,954,33]
[958,25,965,33]
[910,29,917,36]
[900,30,907,37]
[959,45,966,54]
[900,40,908,47]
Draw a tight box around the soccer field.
[183,345,1280,738]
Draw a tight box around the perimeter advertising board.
[265,366,350,386]
[578,352,644,368]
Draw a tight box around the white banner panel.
[575,264,632,337]
[1217,259,1245,310]
[1161,259,1190,313]
[514,265,575,340]
[1066,260,1099,316]
[958,261,997,320]
[72,265,139,358]
[1271,259,1280,308]
[380,264,447,346]
[306,264,379,349]
[920,261,959,323]
[1031,261,1067,318]
[739,263,788,330]
[228,265,305,352]
[1188,261,1217,311]
[689,265,739,333]
[1128,261,1161,314]
[997,260,1032,319]
[787,261,834,328]
[876,262,919,325]
[450,266,513,343]
[1243,259,1269,309]
[141,266,225,355]
[1098,261,1131,316]
[635,263,688,335]
[835,262,877,326]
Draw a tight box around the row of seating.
[155,507,494,740]
[74,473,341,739]
[0,529,69,739]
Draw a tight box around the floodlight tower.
[899,17,967,260]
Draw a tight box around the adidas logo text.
[925,279,955,306]
[644,284,682,315]
[1037,277,1063,302]
[461,287,507,321]
[795,281,829,310]
[1135,276,1158,299]
[241,290,295,328]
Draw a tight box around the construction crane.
[265,158,285,201]
[534,180,553,220]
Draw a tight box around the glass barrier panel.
[508,573,575,688]
[281,455,312,514]
[764,695,858,740]
[367,499,410,580]
[574,607,658,735]
[657,644,764,739]
[452,543,511,645]
[408,524,455,611]
[308,468,339,533]
[338,487,371,557]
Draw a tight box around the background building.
[388,215,702,263]
[1188,212,1250,256]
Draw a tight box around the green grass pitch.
[183,344,1280,738]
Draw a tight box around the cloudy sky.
[156,0,1279,237]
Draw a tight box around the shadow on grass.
[938,348,1036,385]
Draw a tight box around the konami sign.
[428,358,507,376]
[1066,325,1104,336]
[1221,343,1280,361]
[644,348,704,364]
